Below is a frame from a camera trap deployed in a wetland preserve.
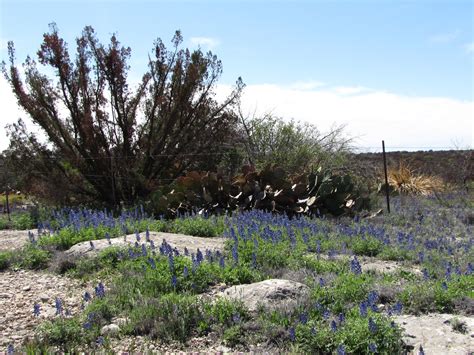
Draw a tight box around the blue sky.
[0,0,473,150]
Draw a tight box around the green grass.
[0,244,51,271]
[169,215,225,237]
[0,212,35,230]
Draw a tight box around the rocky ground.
[0,269,89,349]
[0,229,35,252]
[1,229,473,354]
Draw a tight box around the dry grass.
[387,162,444,196]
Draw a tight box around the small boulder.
[101,323,120,336]
[220,279,309,313]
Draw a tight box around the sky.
[0,0,473,152]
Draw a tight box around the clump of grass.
[169,215,225,237]
[0,251,12,270]
[35,317,99,352]
[387,162,444,196]
[449,317,468,334]
[0,244,51,271]
[399,276,474,314]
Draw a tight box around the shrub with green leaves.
[169,215,225,237]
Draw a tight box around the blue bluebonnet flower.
[419,345,425,355]
[141,244,147,257]
[299,312,308,324]
[196,249,204,263]
[7,344,14,355]
[135,231,141,242]
[219,256,225,269]
[351,256,362,275]
[147,257,156,269]
[232,313,241,323]
[319,277,325,287]
[55,297,63,315]
[445,262,452,280]
[145,227,150,242]
[338,312,345,324]
[316,240,321,254]
[95,283,105,298]
[28,231,36,244]
[231,245,238,264]
[323,309,331,320]
[441,281,448,290]
[96,336,105,346]
[83,291,91,302]
[368,291,379,312]
[289,327,296,341]
[393,301,403,314]
[33,302,40,317]
[466,263,473,275]
[368,343,377,353]
[171,274,177,288]
[359,301,368,317]
[83,320,92,329]
[337,344,346,355]
[368,318,377,333]
[331,320,338,332]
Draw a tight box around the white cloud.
[216,82,473,151]
[429,30,461,43]
[2,77,472,152]
[464,42,474,54]
[189,36,220,50]
[288,80,325,91]
[331,86,371,96]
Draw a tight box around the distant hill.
[346,150,473,185]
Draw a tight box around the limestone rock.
[219,279,310,313]
[101,323,121,336]
[65,232,225,258]
[394,313,474,355]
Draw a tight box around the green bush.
[170,216,225,237]
[0,212,35,230]
[399,276,474,314]
[14,244,51,270]
[0,251,12,271]
[295,309,403,354]
[351,237,384,257]
[36,318,92,352]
